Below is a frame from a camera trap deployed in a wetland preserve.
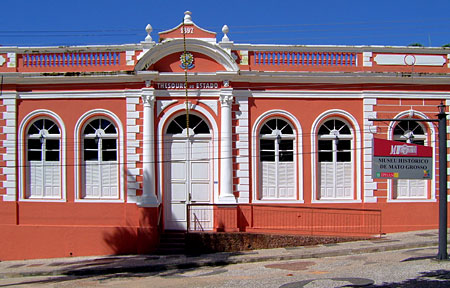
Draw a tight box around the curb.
[0,240,440,279]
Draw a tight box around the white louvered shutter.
[44,162,60,197]
[262,162,277,198]
[335,162,352,199]
[278,162,295,198]
[29,161,43,197]
[101,162,118,198]
[85,162,100,198]
[396,179,426,198]
[320,162,335,198]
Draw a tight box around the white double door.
[164,136,212,230]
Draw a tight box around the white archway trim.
[252,110,304,203]
[135,38,239,72]
[311,109,362,203]
[386,110,436,202]
[18,110,66,202]
[74,109,125,202]
[157,104,219,203]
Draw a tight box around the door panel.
[191,141,209,160]
[165,137,212,230]
[191,162,209,180]
[191,183,210,202]
[171,162,186,180]
[171,183,187,201]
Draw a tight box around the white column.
[219,88,236,203]
[138,89,159,207]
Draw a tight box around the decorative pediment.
[135,38,239,72]
[159,11,217,43]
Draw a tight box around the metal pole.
[438,102,448,260]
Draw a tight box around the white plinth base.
[218,194,237,204]
[137,195,160,207]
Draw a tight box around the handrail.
[187,203,382,237]
[188,203,382,213]
[192,213,204,232]
[157,204,163,228]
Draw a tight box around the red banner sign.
[373,138,432,157]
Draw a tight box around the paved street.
[1,246,449,287]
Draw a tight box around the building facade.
[1,11,450,260]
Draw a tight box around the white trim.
[2,96,16,201]
[157,104,219,204]
[154,90,223,98]
[74,109,125,202]
[363,97,378,202]
[311,109,362,203]
[18,110,66,202]
[157,100,178,116]
[386,110,436,202]
[252,110,304,203]
[248,90,450,99]
[18,90,130,99]
[198,100,218,115]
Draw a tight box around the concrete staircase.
[156,230,187,255]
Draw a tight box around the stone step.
[156,231,187,255]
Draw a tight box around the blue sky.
[1,0,450,47]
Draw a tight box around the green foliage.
[408,43,424,47]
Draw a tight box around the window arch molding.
[164,111,212,136]
[157,104,219,203]
[311,110,361,203]
[386,110,436,202]
[18,110,66,201]
[252,110,303,203]
[74,109,124,202]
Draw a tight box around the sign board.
[372,138,433,179]
[154,82,221,90]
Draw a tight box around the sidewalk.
[0,229,447,279]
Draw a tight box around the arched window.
[259,118,295,199]
[166,114,210,135]
[26,118,61,198]
[82,118,118,199]
[392,120,427,198]
[317,118,353,199]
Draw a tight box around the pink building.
[1,11,449,260]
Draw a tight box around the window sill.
[252,199,304,204]
[20,198,66,202]
[312,199,361,204]
[75,198,124,203]
[387,198,436,203]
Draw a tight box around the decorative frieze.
[374,54,446,66]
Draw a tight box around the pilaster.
[1,93,16,201]
[218,88,236,203]
[138,88,159,207]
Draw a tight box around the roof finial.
[184,11,193,24]
[221,25,230,42]
[145,24,153,42]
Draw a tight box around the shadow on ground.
[366,269,450,288]
[0,252,237,287]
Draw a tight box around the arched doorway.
[164,114,213,230]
